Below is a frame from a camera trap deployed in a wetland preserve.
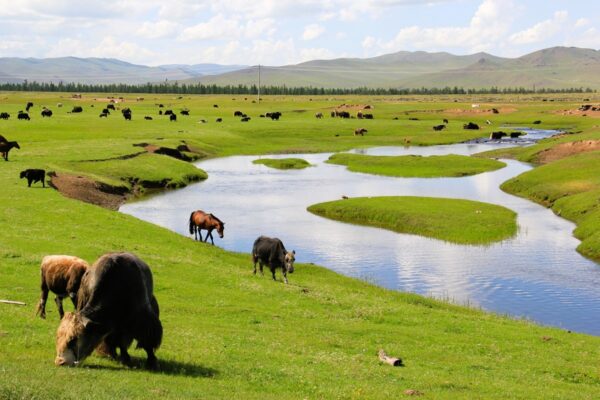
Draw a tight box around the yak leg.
[282,269,289,284]
[54,296,65,319]
[259,263,264,276]
[36,283,49,319]
[271,268,277,281]
[253,259,257,275]
[143,346,158,370]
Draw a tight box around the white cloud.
[178,14,276,41]
[45,36,156,64]
[574,18,590,29]
[136,20,179,39]
[302,24,325,40]
[509,11,568,45]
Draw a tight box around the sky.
[0,0,598,66]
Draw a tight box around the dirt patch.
[555,105,600,118]
[333,103,374,110]
[536,140,600,164]
[444,106,518,116]
[49,173,128,210]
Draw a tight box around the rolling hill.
[0,57,246,84]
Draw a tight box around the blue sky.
[0,0,598,66]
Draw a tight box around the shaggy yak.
[20,169,46,187]
[252,236,296,284]
[36,255,89,319]
[55,252,162,369]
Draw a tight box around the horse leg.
[205,230,214,245]
[54,296,65,319]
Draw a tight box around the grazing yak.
[489,131,507,140]
[234,110,244,117]
[71,106,83,113]
[36,255,89,319]
[180,110,190,116]
[0,141,20,161]
[463,122,479,130]
[443,119,449,124]
[101,108,110,115]
[433,124,446,131]
[0,112,10,119]
[41,109,53,117]
[99,112,108,118]
[315,112,323,119]
[20,169,46,187]
[252,236,296,284]
[107,104,115,111]
[164,109,174,116]
[354,128,368,136]
[18,111,30,120]
[26,102,34,111]
[122,108,132,121]
[55,252,162,369]
[265,112,281,120]
[216,118,223,122]
[510,131,524,138]
[213,104,219,108]
[169,113,177,122]
[144,116,153,120]
[533,120,542,124]
[241,116,251,122]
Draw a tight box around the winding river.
[121,129,600,335]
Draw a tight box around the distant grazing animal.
[241,116,251,122]
[0,141,20,161]
[357,111,363,119]
[463,122,479,130]
[18,111,30,120]
[35,255,89,319]
[107,104,115,110]
[189,210,225,245]
[122,108,132,121]
[510,131,523,138]
[158,104,164,108]
[315,112,323,119]
[489,131,507,140]
[260,114,265,118]
[164,109,173,116]
[57,103,63,108]
[71,106,83,113]
[101,108,110,115]
[213,104,219,108]
[234,111,244,117]
[20,169,46,187]
[443,119,449,124]
[26,102,33,111]
[491,108,499,114]
[336,111,350,118]
[199,119,207,123]
[41,109,53,117]
[266,112,281,120]
[363,113,374,119]
[159,110,163,115]
[433,124,446,131]
[169,113,177,122]
[144,116,153,120]
[252,236,296,284]
[330,111,336,118]
[99,112,108,118]
[408,117,419,121]
[180,110,190,116]
[216,118,223,122]
[55,252,162,369]
[533,120,542,124]
[0,112,9,119]
[354,128,367,136]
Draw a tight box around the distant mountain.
[0,57,247,84]
[1,47,598,89]
[192,47,600,89]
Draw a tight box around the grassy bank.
[253,157,312,169]
[1,92,600,398]
[308,196,517,244]
[327,153,505,177]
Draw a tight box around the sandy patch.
[556,105,600,118]
[536,140,600,164]
[333,104,374,110]
[444,106,518,116]
[49,173,128,210]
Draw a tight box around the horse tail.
[188,212,196,235]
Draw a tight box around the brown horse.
[189,210,225,245]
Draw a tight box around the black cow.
[71,106,83,113]
[234,111,244,117]
[533,120,542,124]
[510,131,523,138]
[122,108,132,121]
[102,108,110,115]
[20,169,46,187]
[463,122,479,130]
[241,116,251,122]
[0,141,20,161]
[0,112,10,120]
[169,113,177,122]
[18,111,30,120]
[363,113,374,119]
[489,131,507,140]
[55,252,162,369]
[213,104,219,108]
[41,109,53,118]
[433,124,446,131]
[216,118,223,122]
[144,116,153,120]
[252,236,296,284]
[164,110,173,116]
[180,110,189,116]
[107,104,115,111]
[158,104,164,108]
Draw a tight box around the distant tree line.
[0,80,595,95]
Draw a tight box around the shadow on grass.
[85,357,218,378]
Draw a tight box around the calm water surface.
[121,131,600,335]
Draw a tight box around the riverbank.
[308,196,517,244]
[1,93,600,398]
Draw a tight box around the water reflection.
[121,140,600,335]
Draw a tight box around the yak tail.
[188,212,196,235]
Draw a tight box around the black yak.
[252,236,296,284]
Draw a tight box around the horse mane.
[208,213,224,225]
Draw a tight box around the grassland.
[252,157,311,169]
[1,92,600,399]
[326,153,505,177]
[308,196,517,244]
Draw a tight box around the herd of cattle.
[35,229,295,369]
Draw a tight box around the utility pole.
[257,64,261,103]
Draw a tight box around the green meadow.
[1,92,599,399]
[252,157,312,169]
